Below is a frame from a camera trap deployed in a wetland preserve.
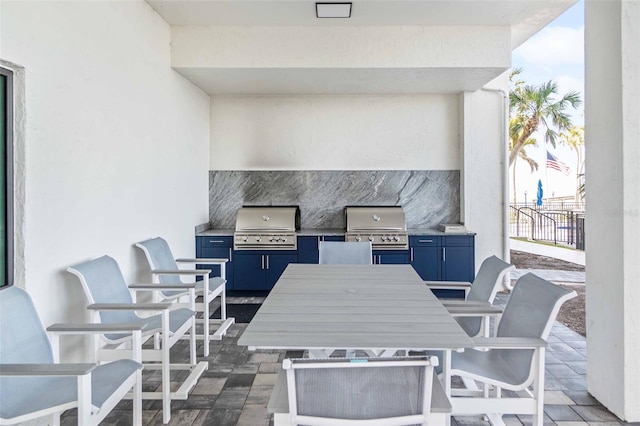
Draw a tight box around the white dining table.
[238,263,474,395]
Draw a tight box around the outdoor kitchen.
[197,170,475,294]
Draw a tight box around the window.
[1,67,13,288]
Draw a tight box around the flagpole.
[544,151,549,209]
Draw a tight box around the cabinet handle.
[410,248,414,262]
[229,248,232,262]
[442,247,446,262]
[261,255,264,270]
[266,255,270,269]
[209,240,225,243]
[419,239,433,243]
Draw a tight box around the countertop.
[196,228,475,237]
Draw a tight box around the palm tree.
[509,69,582,167]
[559,125,585,201]
[509,115,539,203]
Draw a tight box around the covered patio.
[2,0,639,423]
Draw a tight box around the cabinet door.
[373,250,410,265]
[233,253,266,290]
[442,246,474,282]
[199,247,234,290]
[297,236,319,264]
[265,254,298,290]
[196,236,234,290]
[410,247,440,280]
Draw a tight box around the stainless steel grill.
[234,206,300,250]
[345,206,408,250]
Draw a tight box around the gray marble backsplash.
[209,170,460,229]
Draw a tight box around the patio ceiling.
[147,0,576,95]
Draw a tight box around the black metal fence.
[509,203,586,250]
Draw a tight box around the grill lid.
[235,206,300,232]
[345,206,407,232]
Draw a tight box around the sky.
[510,0,584,203]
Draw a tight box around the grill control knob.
[242,236,248,242]
[355,236,361,242]
[394,236,400,242]
[368,236,374,242]
[268,236,274,242]
[282,237,287,242]
[256,236,261,242]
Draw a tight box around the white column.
[585,0,640,421]
[460,73,510,270]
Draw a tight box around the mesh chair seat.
[161,276,226,299]
[104,307,195,342]
[450,348,533,388]
[0,359,140,420]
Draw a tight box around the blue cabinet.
[233,251,297,291]
[410,235,475,298]
[410,237,440,281]
[196,236,234,290]
[197,232,474,295]
[373,249,410,265]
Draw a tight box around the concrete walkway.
[510,238,585,283]
[511,238,585,266]
[511,268,585,283]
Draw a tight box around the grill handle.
[239,227,293,231]
[350,227,404,231]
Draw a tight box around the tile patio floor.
[61,317,635,426]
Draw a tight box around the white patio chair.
[318,241,373,264]
[427,255,515,337]
[448,273,577,426]
[283,356,439,426]
[67,255,208,424]
[0,286,143,426]
[135,237,234,357]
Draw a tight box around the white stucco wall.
[172,26,510,69]
[460,74,510,270]
[585,0,640,420]
[209,94,460,170]
[1,1,210,360]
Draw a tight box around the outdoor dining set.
[0,239,575,426]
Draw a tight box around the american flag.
[547,151,571,176]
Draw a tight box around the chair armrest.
[47,322,144,334]
[445,304,503,317]
[0,363,96,377]
[129,283,196,290]
[425,280,472,290]
[471,337,548,349]
[87,302,172,311]
[151,269,211,276]
[176,258,228,264]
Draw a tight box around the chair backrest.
[283,356,436,425]
[455,255,515,337]
[135,237,181,284]
[495,273,576,385]
[318,241,373,265]
[0,286,53,365]
[467,255,515,303]
[67,255,140,328]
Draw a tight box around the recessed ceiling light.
[316,2,352,18]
